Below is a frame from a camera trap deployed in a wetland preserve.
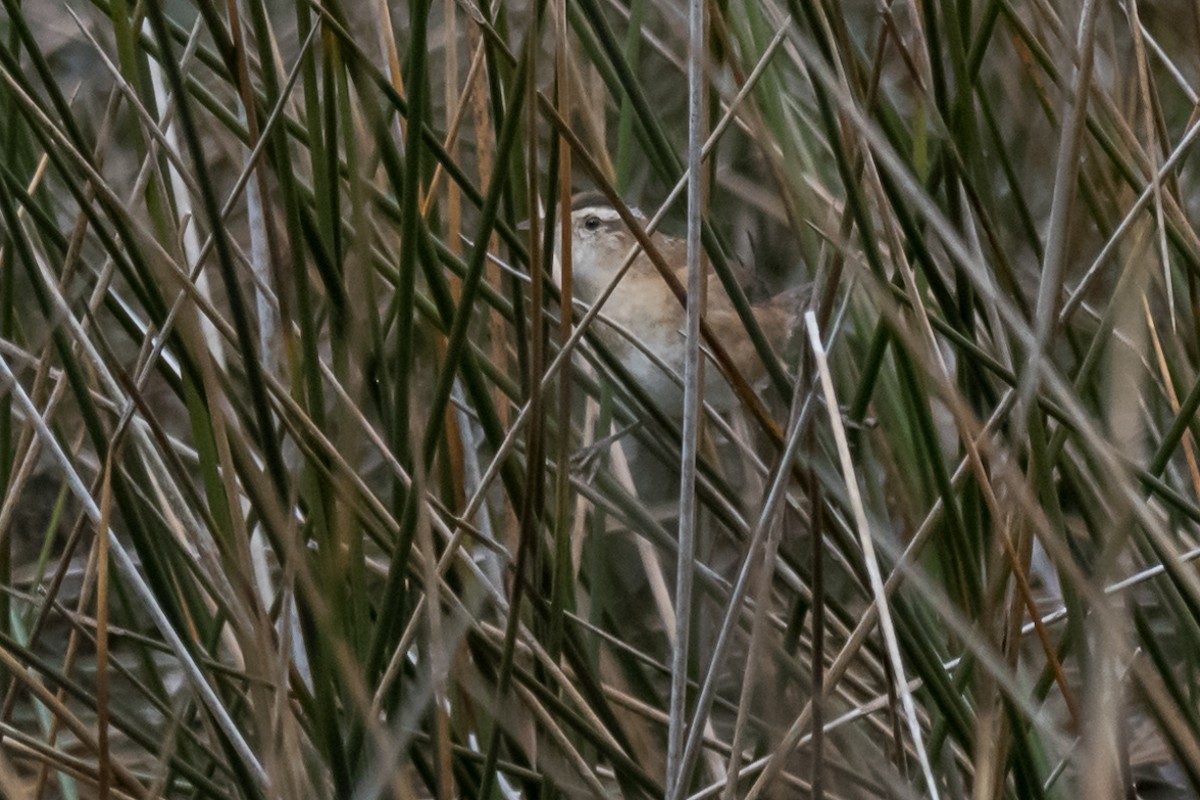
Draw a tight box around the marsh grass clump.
[0,1,1199,798]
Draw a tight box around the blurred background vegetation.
[1,0,1200,798]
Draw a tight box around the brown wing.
[662,247,759,304]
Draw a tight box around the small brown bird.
[553,197,804,414]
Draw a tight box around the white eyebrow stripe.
[574,207,623,222]
[574,205,647,224]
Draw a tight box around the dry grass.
[0,0,1199,798]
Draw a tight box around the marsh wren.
[553,197,804,414]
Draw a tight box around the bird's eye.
[583,215,601,231]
